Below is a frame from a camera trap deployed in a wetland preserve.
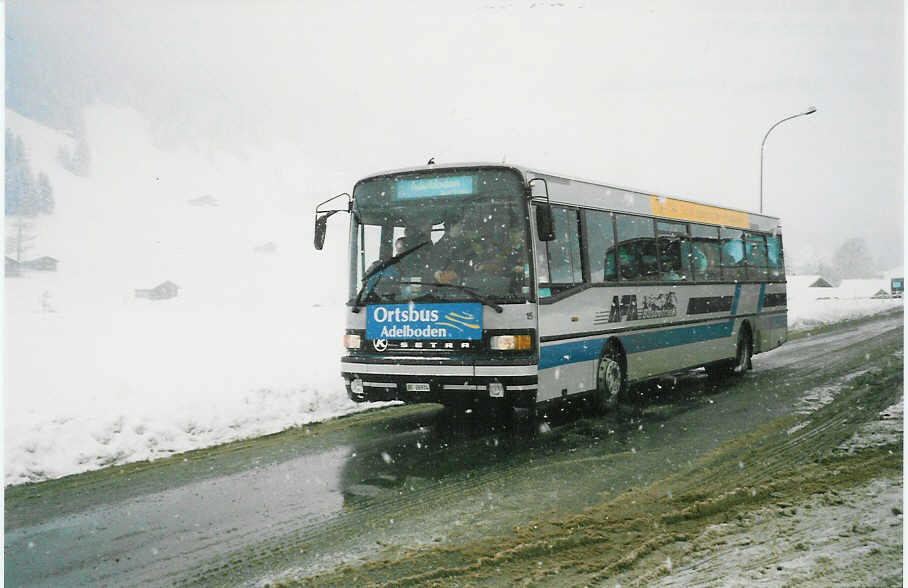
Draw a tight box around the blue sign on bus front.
[365,303,483,340]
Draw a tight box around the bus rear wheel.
[731,326,753,375]
[706,325,752,379]
[594,345,626,415]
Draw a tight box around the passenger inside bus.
[475,227,528,288]
[428,215,528,292]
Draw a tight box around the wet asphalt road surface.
[4,312,903,586]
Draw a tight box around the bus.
[314,162,787,415]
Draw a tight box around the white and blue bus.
[314,163,787,414]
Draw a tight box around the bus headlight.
[343,334,362,349]
[489,334,532,351]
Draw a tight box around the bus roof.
[356,162,781,233]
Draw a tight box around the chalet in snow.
[135,281,180,300]
[5,257,21,277]
[788,274,834,289]
[24,256,59,272]
[6,256,59,276]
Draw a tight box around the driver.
[429,214,471,284]
[395,224,433,279]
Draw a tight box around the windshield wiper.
[402,281,504,313]
[351,240,432,312]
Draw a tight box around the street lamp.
[760,106,817,214]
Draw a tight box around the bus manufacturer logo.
[372,339,388,352]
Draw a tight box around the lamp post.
[760,106,816,214]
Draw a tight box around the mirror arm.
[316,192,351,215]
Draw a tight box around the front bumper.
[341,358,538,407]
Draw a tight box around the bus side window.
[766,234,785,280]
[616,214,656,282]
[689,224,720,281]
[533,207,551,286]
[639,239,660,280]
[584,210,617,283]
[744,233,769,280]
[545,206,582,285]
[656,221,690,281]
[720,227,746,281]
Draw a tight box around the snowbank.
[5,279,371,484]
[787,282,903,331]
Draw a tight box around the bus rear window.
[745,233,769,279]
[766,234,785,280]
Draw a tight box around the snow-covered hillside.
[3,108,904,486]
[5,106,364,485]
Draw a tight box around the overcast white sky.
[6,0,904,269]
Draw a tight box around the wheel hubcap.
[735,337,750,372]
[599,357,621,405]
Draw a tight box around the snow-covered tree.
[35,172,55,215]
[57,135,91,177]
[71,136,91,176]
[5,131,39,216]
[833,237,877,279]
[5,217,37,262]
[6,130,57,216]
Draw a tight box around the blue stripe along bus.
[313,162,786,414]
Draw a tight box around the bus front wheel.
[594,345,626,415]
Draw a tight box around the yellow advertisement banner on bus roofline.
[649,196,750,229]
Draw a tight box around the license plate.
[406,383,431,392]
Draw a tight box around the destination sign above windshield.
[395,175,475,200]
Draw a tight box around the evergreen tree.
[5,162,20,216]
[5,129,16,164]
[15,159,39,216]
[36,172,55,214]
[5,217,37,262]
[56,144,73,171]
[71,136,91,176]
[5,132,37,216]
[6,131,22,215]
[5,130,56,216]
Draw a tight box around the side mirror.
[536,204,555,242]
[314,215,328,250]
[313,193,350,251]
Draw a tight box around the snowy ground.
[652,399,904,588]
[657,476,902,587]
[787,292,903,332]
[4,290,374,485]
[3,106,904,487]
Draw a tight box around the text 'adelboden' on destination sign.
[395,175,475,200]
[365,303,483,340]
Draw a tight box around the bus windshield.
[349,168,531,305]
